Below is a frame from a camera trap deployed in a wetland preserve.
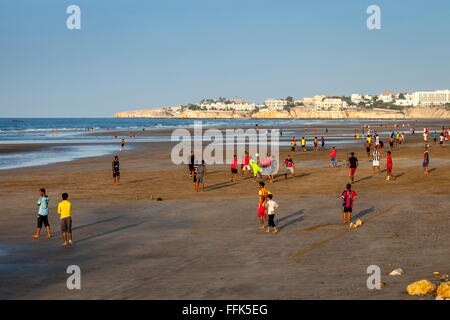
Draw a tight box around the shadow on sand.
[277,209,305,232]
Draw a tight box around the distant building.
[412,90,450,106]
[378,93,394,103]
[264,99,288,110]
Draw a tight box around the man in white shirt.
[266,194,279,234]
[372,146,381,175]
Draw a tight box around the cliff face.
[114,107,450,119]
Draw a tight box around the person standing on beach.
[330,147,337,168]
[195,160,207,192]
[386,151,395,181]
[188,151,195,177]
[347,152,358,183]
[321,137,325,150]
[389,136,394,151]
[313,137,318,152]
[266,194,279,234]
[241,151,251,176]
[32,188,51,238]
[439,133,444,147]
[112,156,120,185]
[423,146,430,174]
[121,139,125,151]
[283,154,295,179]
[365,141,371,157]
[301,137,306,152]
[291,137,297,154]
[58,193,72,246]
[231,154,238,182]
[257,182,271,229]
[341,184,357,224]
[372,146,381,175]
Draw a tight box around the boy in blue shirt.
[32,188,51,238]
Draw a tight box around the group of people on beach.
[32,188,73,246]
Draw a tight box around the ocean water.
[0,118,398,170]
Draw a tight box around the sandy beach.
[0,121,449,299]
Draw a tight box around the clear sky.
[1,0,449,117]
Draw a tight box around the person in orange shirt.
[58,193,72,246]
[257,182,271,229]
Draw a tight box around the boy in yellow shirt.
[58,193,72,246]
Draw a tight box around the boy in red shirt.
[386,151,396,181]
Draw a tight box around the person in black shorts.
[379,140,384,151]
[188,151,195,177]
[112,156,120,185]
[32,188,51,238]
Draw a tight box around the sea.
[0,118,400,170]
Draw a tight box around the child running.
[58,193,72,246]
[386,151,395,181]
[32,188,51,238]
[250,157,262,181]
[283,154,295,179]
[341,184,357,224]
[266,194,279,233]
[257,182,271,229]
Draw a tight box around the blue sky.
[0,0,449,117]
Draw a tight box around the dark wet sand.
[0,121,449,299]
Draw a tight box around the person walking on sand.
[341,183,357,224]
[266,194,279,234]
[32,188,51,238]
[347,152,358,183]
[386,151,396,181]
[283,154,295,179]
[423,146,430,174]
[257,182,271,229]
[231,154,238,182]
[330,146,337,168]
[58,193,72,246]
[112,156,120,185]
[195,160,207,192]
[372,145,381,175]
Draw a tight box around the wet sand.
[0,122,449,299]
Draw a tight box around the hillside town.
[181,89,450,113]
[114,89,450,119]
